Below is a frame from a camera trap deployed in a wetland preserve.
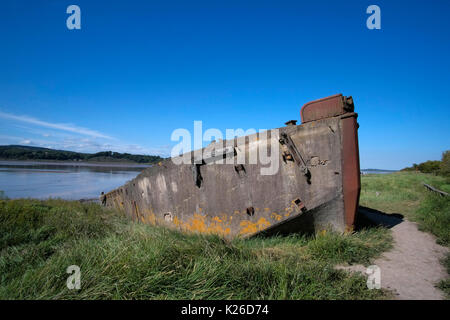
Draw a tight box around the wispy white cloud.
[0,111,113,139]
[0,134,26,141]
[0,134,170,156]
[0,111,170,157]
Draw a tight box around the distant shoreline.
[361,169,398,174]
[361,168,398,172]
[0,159,152,168]
[0,145,164,166]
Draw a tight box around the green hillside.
[0,145,163,164]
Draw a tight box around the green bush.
[440,151,450,177]
[417,161,441,174]
[401,150,450,177]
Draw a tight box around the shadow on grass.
[355,206,404,230]
[255,205,403,239]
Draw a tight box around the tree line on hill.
[402,150,450,176]
[0,145,163,164]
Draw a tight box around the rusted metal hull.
[104,94,361,239]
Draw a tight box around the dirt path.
[341,219,448,300]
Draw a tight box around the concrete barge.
[104,94,361,239]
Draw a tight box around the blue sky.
[0,0,449,169]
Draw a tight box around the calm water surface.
[0,161,148,200]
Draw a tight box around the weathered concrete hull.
[105,94,360,239]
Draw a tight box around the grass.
[415,193,450,246]
[416,193,450,298]
[360,172,450,246]
[438,254,450,298]
[360,172,449,217]
[3,171,447,300]
[0,199,392,300]
[360,172,450,297]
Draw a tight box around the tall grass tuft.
[414,194,450,246]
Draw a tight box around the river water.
[0,161,148,200]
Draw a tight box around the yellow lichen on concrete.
[133,202,142,221]
[146,212,157,225]
[190,213,207,233]
[206,218,231,236]
[284,206,294,215]
[271,212,283,221]
[174,213,232,237]
[239,217,271,236]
